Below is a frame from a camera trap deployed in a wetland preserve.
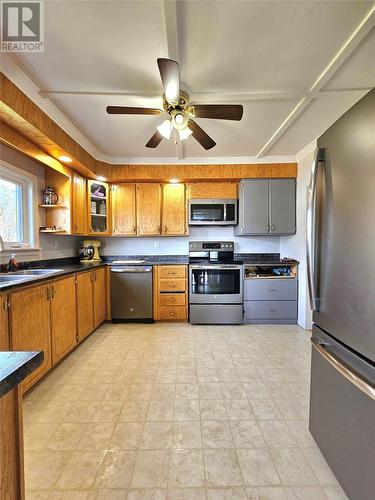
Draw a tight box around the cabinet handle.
[164,225,167,233]
[46,287,51,300]
[241,227,244,233]
[270,224,275,232]
[133,226,137,234]
[169,311,176,316]
[52,285,55,299]
[267,309,276,313]
[269,288,276,292]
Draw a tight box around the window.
[0,162,37,249]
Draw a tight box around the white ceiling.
[2,0,375,162]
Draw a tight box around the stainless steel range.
[189,241,243,324]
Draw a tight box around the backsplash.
[96,226,281,256]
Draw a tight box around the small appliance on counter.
[79,240,102,263]
[189,241,243,324]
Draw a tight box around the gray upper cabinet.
[237,179,269,235]
[269,179,296,234]
[235,178,296,236]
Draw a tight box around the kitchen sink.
[12,269,64,276]
[0,269,64,288]
[0,275,33,282]
[0,275,35,287]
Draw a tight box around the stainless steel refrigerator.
[307,89,375,500]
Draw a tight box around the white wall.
[280,146,315,329]
[97,227,280,257]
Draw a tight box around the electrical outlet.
[54,240,60,250]
[154,240,160,248]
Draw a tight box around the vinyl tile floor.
[23,323,349,500]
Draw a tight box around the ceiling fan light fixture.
[157,119,172,139]
[178,126,193,141]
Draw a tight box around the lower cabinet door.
[76,272,94,341]
[93,267,106,328]
[0,292,9,350]
[51,276,77,365]
[10,284,52,392]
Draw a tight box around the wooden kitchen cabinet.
[76,271,94,342]
[136,183,161,235]
[0,293,9,350]
[112,183,137,235]
[10,285,52,393]
[153,265,188,321]
[162,184,186,235]
[72,172,87,234]
[187,181,237,199]
[50,276,77,365]
[93,267,106,328]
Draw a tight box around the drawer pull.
[267,309,276,313]
[269,288,276,292]
[169,311,176,316]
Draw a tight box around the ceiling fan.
[106,58,243,150]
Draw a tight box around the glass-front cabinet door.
[87,180,110,235]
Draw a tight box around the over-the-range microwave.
[188,199,238,226]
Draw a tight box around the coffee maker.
[79,240,102,263]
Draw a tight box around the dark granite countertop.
[104,255,189,265]
[0,351,44,398]
[0,259,106,291]
[0,254,298,292]
[235,253,299,266]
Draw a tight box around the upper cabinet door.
[88,180,111,235]
[72,173,87,234]
[269,179,296,235]
[236,179,269,235]
[162,184,186,235]
[136,183,161,235]
[112,184,137,235]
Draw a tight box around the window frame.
[0,160,39,250]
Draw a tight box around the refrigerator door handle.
[306,147,325,311]
[311,337,375,401]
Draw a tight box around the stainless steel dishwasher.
[110,265,153,322]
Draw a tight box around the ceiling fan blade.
[189,104,243,121]
[106,106,162,115]
[157,58,180,105]
[188,120,216,150]
[145,130,163,148]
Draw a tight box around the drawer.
[159,278,186,292]
[159,306,187,321]
[158,265,186,278]
[159,293,186,306]
[244,278,297,301]
[244,300,297,320]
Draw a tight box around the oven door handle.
[189,265,242,270]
